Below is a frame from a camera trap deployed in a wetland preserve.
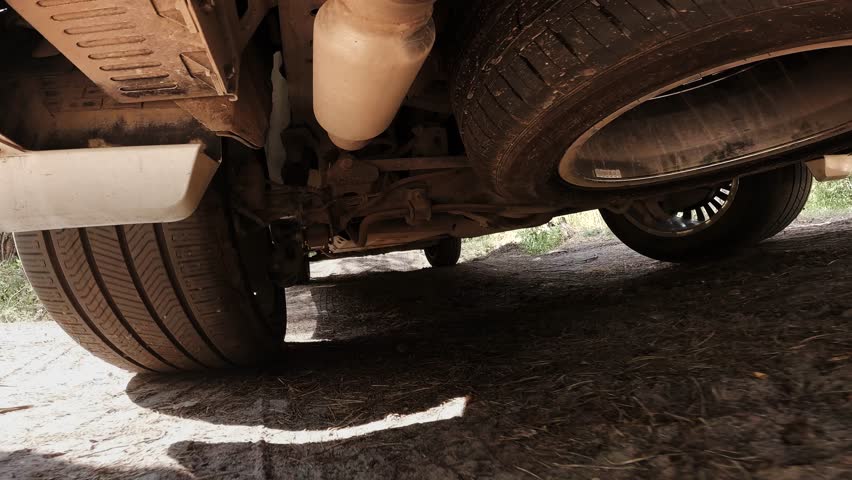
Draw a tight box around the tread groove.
[545,24,586,64]
[497,71,534,108]
[475,97,502,131]
[656,0,682,14]
[484,81,525,120]
[764,166,800,238]
[78,228,177,370]
[687,0,711,18]
[638,0,689,33]
[569,13,609,49]
[519,55,551,87]
[593,0,634,38]
[153,224,235,366]
[115,226,209,369]
[43,230,152,372]
[17,186,283,373]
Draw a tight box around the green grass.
[518,223,565,255]
[0,258,45,323]
[464,179,852,261]
[463,211,613,259]
[803,178,852,214]
[461,232,514,262]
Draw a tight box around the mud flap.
[0,143,219,231]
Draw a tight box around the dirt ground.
[2,219,852,480]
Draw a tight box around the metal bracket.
[326,154,380,196]
[188,0,273,99]
[405,189,432,225]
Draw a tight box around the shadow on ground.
[121,222,852,479]
[0,450,181,479]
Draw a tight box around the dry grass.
[803,178,852,215]
[463,211,612,259]
[0,258,44,323]
[465,179,852,261]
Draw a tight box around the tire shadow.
[124,220,852,479]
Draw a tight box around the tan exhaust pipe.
[313,0,437,151]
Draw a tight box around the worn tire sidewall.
[455,1,852,202]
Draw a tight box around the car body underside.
[1,0,552,260]
[2,0,852,265]
[9,0,852,373]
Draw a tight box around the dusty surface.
[2,220,852,479]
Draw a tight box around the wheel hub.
[624,180,739,237]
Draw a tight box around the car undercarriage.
[2,0,852,371]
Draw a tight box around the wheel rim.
[623,180,739,237]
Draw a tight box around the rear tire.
[451,0,852,201]
[424,238,462,267]
[15,184,284,373]
[601,163,813,262]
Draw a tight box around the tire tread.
[452,0,829,199]
[15,191,281,372]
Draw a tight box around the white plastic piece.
[807,155,852,182]
[0,144,219,232]
[313,0,437,150]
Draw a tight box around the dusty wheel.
[601,163,813,262]
[424,237,462,267]
[452,0,852,201]
[15,180,284,373]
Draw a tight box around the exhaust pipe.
[313,0,437,150]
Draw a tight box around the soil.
[1,219,851,479]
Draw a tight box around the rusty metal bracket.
[187,0,276,99]
[326,153,379,196]
[174,43,272,148]
[405,189,432,225]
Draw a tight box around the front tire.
[601,163,812,262]
[15,185,284,373]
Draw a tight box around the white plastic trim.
[0,144,219,232]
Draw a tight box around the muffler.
[313,0,437,150]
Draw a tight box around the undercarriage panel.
[7,0,234,102]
